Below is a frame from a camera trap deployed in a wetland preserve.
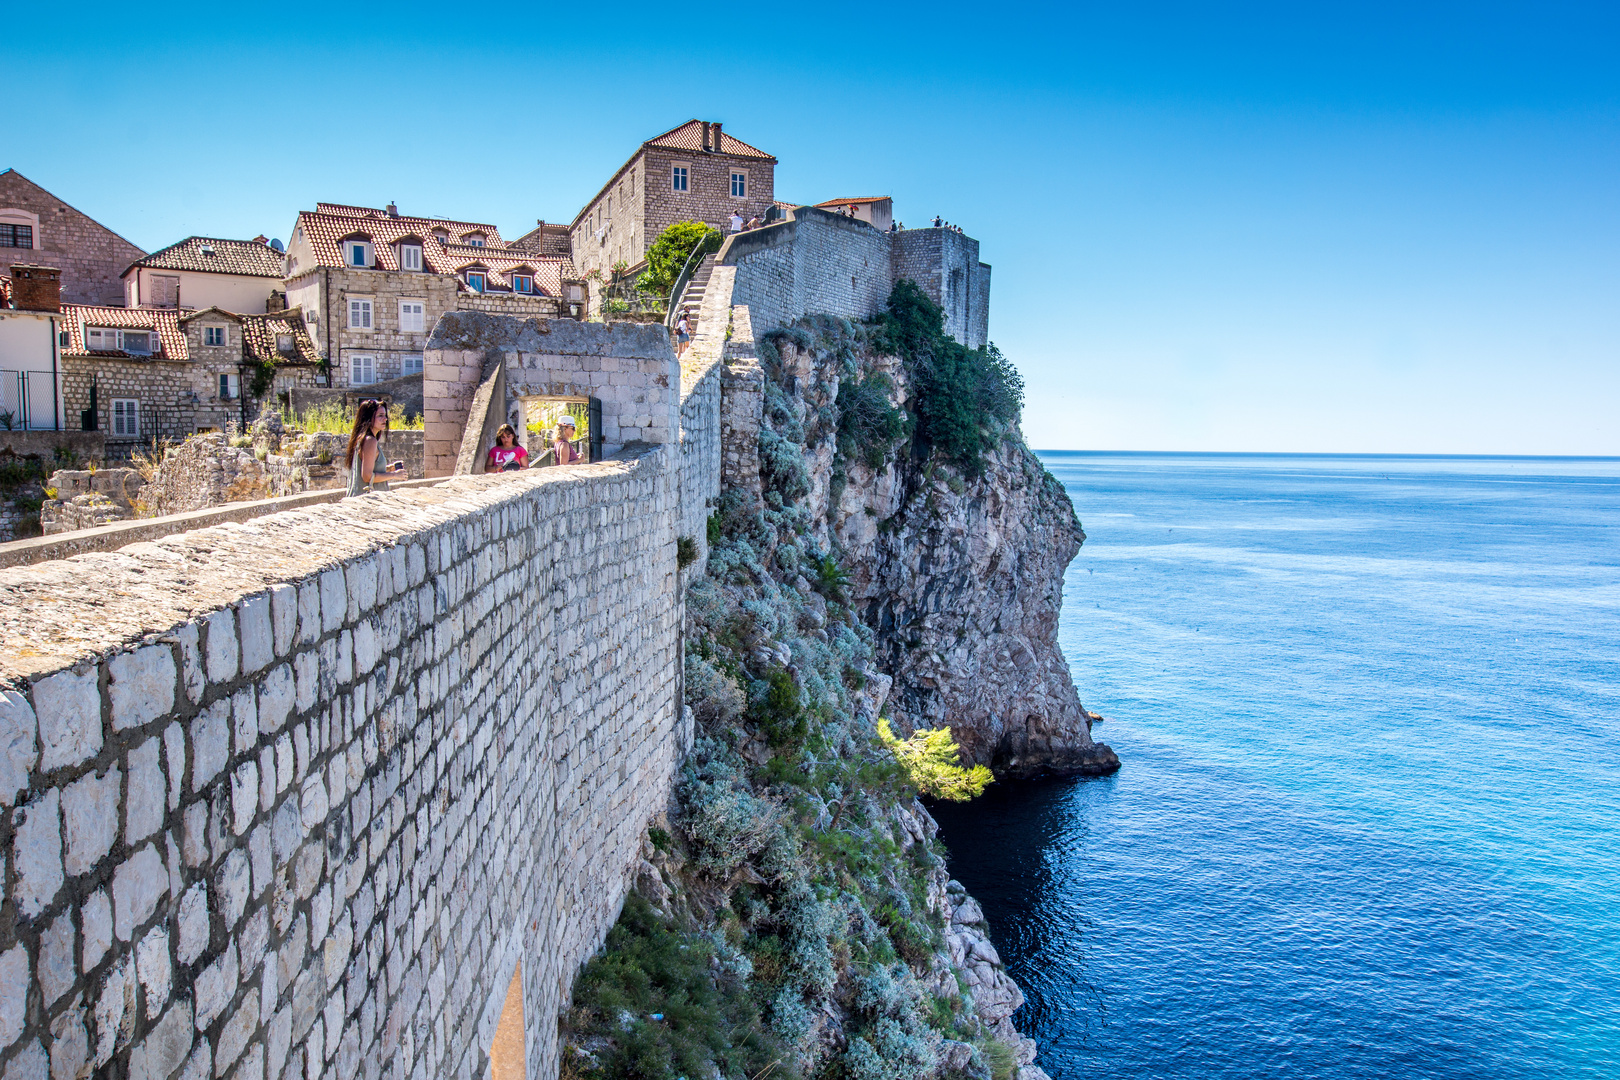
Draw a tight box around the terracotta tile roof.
[240,309,320,365]
[60,305,187,360]
[643,120,775,161]
[127,236,284,278]
[815,197,891,207]
[450,255,565,297]
[290,206,571,292]
[509,223,574,258]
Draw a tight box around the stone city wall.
[724,207,894,335]
[890,228,990,349]
[0,449,687,1080]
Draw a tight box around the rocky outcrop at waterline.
[754,316,1119,779]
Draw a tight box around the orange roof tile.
[814,197,891,207]
[128,236,284,278]
[291,206,571,292]
[240,309,320,365]
[60,305,188,360]
[643,120,775,161]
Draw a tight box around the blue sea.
[928,453,1620,1080]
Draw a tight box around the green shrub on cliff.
[875,279,1023,478]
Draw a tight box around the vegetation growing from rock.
[873,281,1023,478]
[641,222,724,301]
[877,720,994,802]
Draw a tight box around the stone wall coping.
[0,451,658,680]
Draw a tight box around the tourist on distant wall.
[676,309,692,357]
[553,416,582,465]
[487,424,528,472]
[345,399,406,496]
[933,215,942,227]
[728,209,744,232]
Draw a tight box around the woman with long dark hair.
[345,399,407,497]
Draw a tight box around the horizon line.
[1032,449,1620,461]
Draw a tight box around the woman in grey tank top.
[344,399,407,496]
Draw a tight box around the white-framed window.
[204,326,226,346]
[512,275,532,294]
[111,399,139,437]
[218,373,240,400]
[399,300,425,332]
[348,298,373,329]
[731,172,746,198]
[401,353,423,376]
[89,328,155,355]
[350,354,376,386]
[466,272,486,293]
[347,241,370,267]
[672,166,688,192]
[463,233,486,248]
[399,243,423,271]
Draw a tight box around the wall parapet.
[0,455,686,1079]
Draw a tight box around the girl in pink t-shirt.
[487,425,528,471]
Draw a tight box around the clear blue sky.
[11,1,1618,453]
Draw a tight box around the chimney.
[386,203,399,218]
[711,121,723,151]
[10,265,61,313]
[699,122,711,152]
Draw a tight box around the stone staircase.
[673,254,715,323]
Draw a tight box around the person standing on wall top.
[487,424,528,471]
[345,399,406,497]
[676,308,692,357]
[933,215,942,227]
[729,209,743,232]
[554,416,582,465]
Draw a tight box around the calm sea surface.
[929,453,1620,1080]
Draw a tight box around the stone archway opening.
[512,395,601,467]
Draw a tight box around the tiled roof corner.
[128,236,284,278]
[59,305,188,360]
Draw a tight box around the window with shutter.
[350,355,376,386]
[112,399,139,437]
[399,301,425,332]
[349,299,372,329]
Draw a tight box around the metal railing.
[664,230,725,328]
[0,369,59,431]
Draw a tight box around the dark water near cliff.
[929,453,1620,1080]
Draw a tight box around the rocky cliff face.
[756,319,1118,778]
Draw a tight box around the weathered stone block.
[126,737,165,847]
[81,889,112,973]
[214,987,259,1075]
[108,646,177,732]
[239,595,274,676]
[0,942,28,1048]
[135,926,172,1018]
[192,943,237,1031]
[0,691,38,807]
[205,609,239,684]
[13,788,62,918]
[62,764,119,877]
[190,701,230,794]
[112,844,167,940]
[33,670,102,774]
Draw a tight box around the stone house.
[0,266,68,430]
[0,169,146,306]
[281,203,576,389]
[569,120,777,290]
[122,235,286,313]
[815,196,895,231]
[58,303,319,445]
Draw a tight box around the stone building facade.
[124,237,286,314]
[282,205,575,390]
[59,305,320,445]
[569,120,777,286]
[0,170,146,307]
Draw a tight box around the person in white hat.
[553,415,581,465]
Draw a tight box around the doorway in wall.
[514,396,602,467]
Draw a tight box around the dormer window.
[204,326,226,346]
[346,240,372,267]
[466,271,486,292]
[88,328,155,355]
[463,233,486,248]
[512,274,533,294]
[433,231,449,245]
[399,242,423,271]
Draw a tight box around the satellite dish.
[270,238,285,252]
